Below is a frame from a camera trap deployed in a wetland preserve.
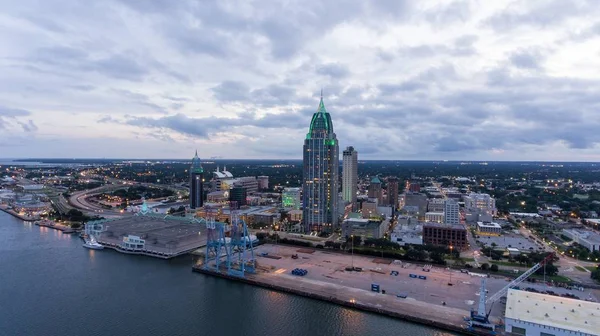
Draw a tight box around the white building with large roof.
[505,289,600,336]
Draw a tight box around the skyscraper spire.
[320,88,323,98]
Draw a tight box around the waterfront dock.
[193,244,507,336]
[35,219,75,233]
[0,206,38,222]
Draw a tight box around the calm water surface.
[0,211,456,336]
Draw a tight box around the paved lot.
[98,215,206,256]
[251,244,599,320]
[478,233,542,251]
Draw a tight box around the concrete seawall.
[192,266,486,336]
[0,207,37,222]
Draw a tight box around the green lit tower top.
[307,91,335,140]
[191,150,203,174]
[302,91,339,233]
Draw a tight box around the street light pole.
[351,234,354,269]
[449,246,453,284]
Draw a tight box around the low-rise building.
[505,289,599,336]
[390,223,422,246]
[425,211,444,223]
[562,229,600,252]
[427,198,445,212]
[423,223,468,251]
[342,218,387,239]
[282,187,301,210]
[288,209,302,222]
[476,221,502,236]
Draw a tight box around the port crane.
[467,252,555,333]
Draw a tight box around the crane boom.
[485,253,554,305]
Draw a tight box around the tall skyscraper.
[387,177,399,208]
[342,146,358,206]
[302,93,339,233]
[368,176,383,204]
[444,199,460,225]
[189,150,204,209]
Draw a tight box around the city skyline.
[2,1,600,161]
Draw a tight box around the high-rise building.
[189,150,204,209]
[387,177,399,208]
[368,176,383,204]
[444,199,460,225]
[423,223,467,250]
[282,187,301,210]
[464,192,497,216]
[228,186,247,208]
[257,176,269,190]
[405,180,421,193]
[342,146,358,206]
[302,93,339,233]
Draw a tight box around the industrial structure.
[202,202,256,278]
[302,92,339,233]
[468,253,555,333]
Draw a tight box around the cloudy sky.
[1,0,600,161]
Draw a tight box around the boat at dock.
[83,235,104,250]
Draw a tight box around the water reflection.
[339,305,366,332]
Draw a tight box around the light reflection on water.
[0,212,456,336]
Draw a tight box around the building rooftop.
[505,289,599,335]
[563,229,600,243]
[370,176,382,184]
[477,222,502,228]
[423,222,466,230]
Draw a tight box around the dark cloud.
[424,0,471,25]
[112,89,169,114]
[211,81,250,103]
[509,49,544,69]
[18,120,38,132]
[0,107,36,132]
[485,0,598,31]
[316,63,351,78]
[2,0,600,159]
[0,106,32,117]
[26,46,186,83]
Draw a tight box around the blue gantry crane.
[226,201,256,277]
[203,206,229,272]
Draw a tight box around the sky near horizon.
[1,0,600,161]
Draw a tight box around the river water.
[0,211,455,336]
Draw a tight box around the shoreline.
[0,207,37,222]
[192,265,485,336]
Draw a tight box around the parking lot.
[478,233,542,251]
[251,244,599,319]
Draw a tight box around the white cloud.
[1,0,600,160]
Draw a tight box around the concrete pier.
[193,244,508,335]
